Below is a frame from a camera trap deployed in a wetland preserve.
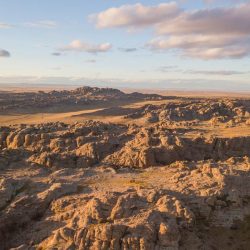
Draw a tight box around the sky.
[0,0,250,91]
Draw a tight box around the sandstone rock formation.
[0,87,166,114]
[1,87,250,249]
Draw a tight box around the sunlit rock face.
[1,88,250,249]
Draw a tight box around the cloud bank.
[1,76,249,92]
[92,2,250,59]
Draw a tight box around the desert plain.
[1,86,250,250]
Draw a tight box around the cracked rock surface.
[1,87,250,250]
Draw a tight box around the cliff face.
[1,88,250,250]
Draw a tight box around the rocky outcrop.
[0,86,167,114]
[124,99,250,124]
[104,128,250,168]
[0,181,77,249]
[1,121,250,170]
[38,190,193,250]
[1,92,250,249]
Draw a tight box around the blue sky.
[0,0,250,91]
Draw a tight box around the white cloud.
[0,20,57,29]
[92,2,250,59]
[60,40,112,53]
[156,3,250,35]
[183,47,250,60]
[90,2,180,29]
[147,34,250,59]
[154,3,250,59]
[0,22,13,29]
[148,35,243,49]
[0,49,10,57]
[24,20,57,28]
